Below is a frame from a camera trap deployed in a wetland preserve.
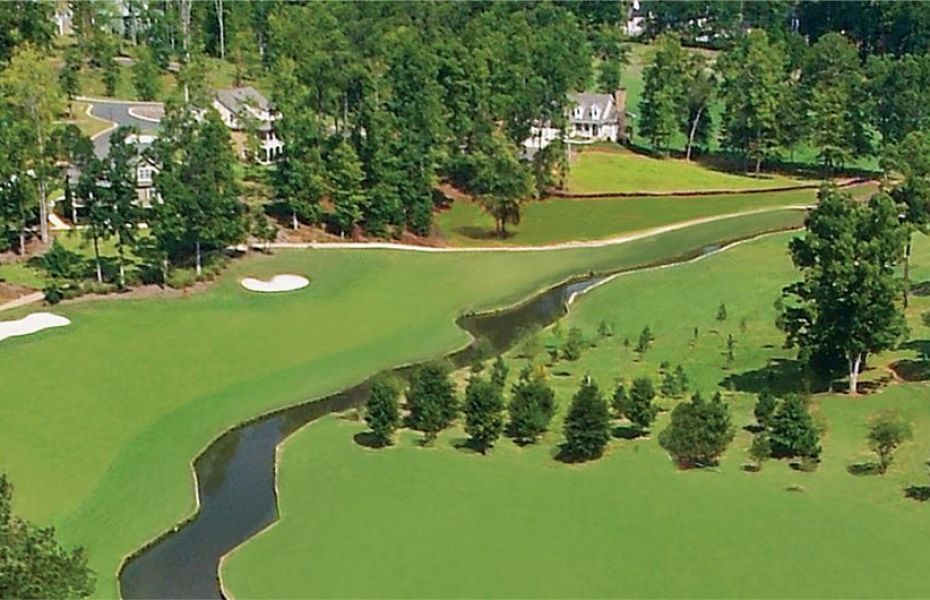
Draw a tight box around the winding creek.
[117,232,789,599]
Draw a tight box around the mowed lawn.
[0,211,797,597]
[438,183,877,247]
[223,233,930,598]
[566,148,812,194]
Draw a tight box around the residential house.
[64,133,160,222]
[212,86,284,165]
[524,89,627,152]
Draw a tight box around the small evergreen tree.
[636,325,654,354]
[597,320,614,338]
[562,377,611,461]
[716,302,728,321]
[489,356,509,390]
[659,391,735,468]
[754,390,778,429]
[625,376,659,432]
[508,369,556,444]
[660,369,681,397]
[365,376,401,446]
[769,395,821,460]
[749,433,772,468]
[674,365,689,393]
[611,383,629,419]
[405,362,457,445]
[562,326,585,361]
[464,375,505,453]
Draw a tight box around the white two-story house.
[212,86,284,165]
[525,89,627,152]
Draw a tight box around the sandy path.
[243,205,810,254]
[0,292,44,313]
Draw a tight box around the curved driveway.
[78,97,163,157]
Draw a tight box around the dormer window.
[573,106,583,119]
[590,105,600,119]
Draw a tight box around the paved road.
[79,97,163,157]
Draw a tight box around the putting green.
[223,232,930,598]
[0,210,800,597]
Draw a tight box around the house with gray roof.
[212,87,284,165]
[525,88,627,152]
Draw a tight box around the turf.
[0,210,799,597]
[566,147,812,194]
[223,231,930,599]
[438,184,877,247]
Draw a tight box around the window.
[590,105,600,119]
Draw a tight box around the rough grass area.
[223,232,930,598]
[438,185,882,247]
[566,147,813,194]
[0,212,794,597]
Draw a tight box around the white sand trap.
[0,313,71,344]
[240,274,309,293]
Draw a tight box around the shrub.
[659,391,734,468]
[42,240,85,281]
[165,268,197,289]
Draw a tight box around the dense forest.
[3,1,930,282]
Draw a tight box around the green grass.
[75,58,271,102]
[438,184,877,247]
[0,210,798,597]
[0,261,45,289]
[566,147,813,194]
[223,231,930,599]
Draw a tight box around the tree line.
[636,27,929,175]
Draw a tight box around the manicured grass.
[566,147,812,194]
[0,261,45,289]
[223,232,930,599]
[438,184,877,247]
[0,211,797,597]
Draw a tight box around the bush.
[166,268,197,289]
[659,391,734,468]
[42,240,85,281]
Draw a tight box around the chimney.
[614,87,627,142]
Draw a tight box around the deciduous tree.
[463,375,505,453]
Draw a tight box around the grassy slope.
[0,210,799,597]
[438,183,876,247]
[224,232,930,599]
[566,147,811,194]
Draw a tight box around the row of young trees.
[363,356,742,468]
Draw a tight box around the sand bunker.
[0,313,71,344]
[240,274,309,293]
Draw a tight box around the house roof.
[568,92,619,125]
[215,86,272,115]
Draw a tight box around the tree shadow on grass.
[353,431,389,449]
[905,485,930,501]
[452,226,514,242]
[553,444,603,464]
[719,357,822,396]
[847,461,882,476]
[613,424,646,440]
